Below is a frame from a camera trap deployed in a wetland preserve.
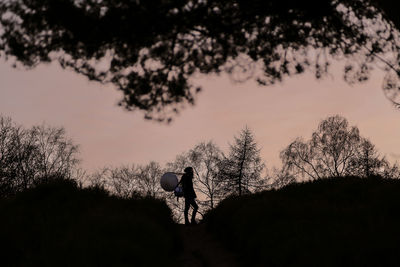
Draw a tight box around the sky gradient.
[0,61,399,173]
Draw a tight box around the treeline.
[1,114,399,221]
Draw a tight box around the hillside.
[0,178,179,267]
[2,176,400,266]
[205,176,400,267]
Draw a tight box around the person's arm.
[177,175,184,186]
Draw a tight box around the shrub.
[0,177,179,266]
[205,176,400,266]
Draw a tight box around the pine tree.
[219,127,265,196]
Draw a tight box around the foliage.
[205,176,400,266]
[218,127,265,196]
[1,1,400,121]
[0,176,179,267]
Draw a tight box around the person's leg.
[184,198,190,225]
[190,198,198,224]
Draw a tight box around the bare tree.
[280,115,396,181]
[108,165,140,198]
[265,167,297,189]
[381,162,400,179]
[87,162,167,199]
[166,153,191,174]
[30,125,80,181]
[219,127,265,196]
[0,116,80,197]
[0,116,22,196]
[166,141,225,218]
[137,161,165,199]
[10,126,38,190]
[281,116,360,180]
[85,167,110,189]
[348,138,385,177]
[188,141,224,210]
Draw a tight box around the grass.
[204,176,400,267]
[0,178,180,267]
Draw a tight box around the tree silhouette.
[373,0,400,29]
[137,161,166,199]
[348,138,385,177]
[0,116,25,196]
[0,116,80,197]
[87,162,166,199]
[109,165,140,198]
[1,1,400,121]
[188,141,225,210]
[219,127,265,196]
[168,141,225,213]
[31,124,80,180]
[280,115,396,181]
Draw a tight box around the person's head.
[184,167,193,175]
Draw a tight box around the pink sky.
[0,61,399,173]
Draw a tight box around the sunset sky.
[1,60,399,174]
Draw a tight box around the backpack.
[174,186,184,198]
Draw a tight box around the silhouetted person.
[178,167,198,225]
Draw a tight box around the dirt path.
[177,224,239,267]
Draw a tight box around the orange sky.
[0,61,399,173]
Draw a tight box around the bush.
[0,177,179,266]
[205,176,400,267]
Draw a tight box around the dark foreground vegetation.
[0,178,179,267]
[205,176,400,267]
[2,175,400,267]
